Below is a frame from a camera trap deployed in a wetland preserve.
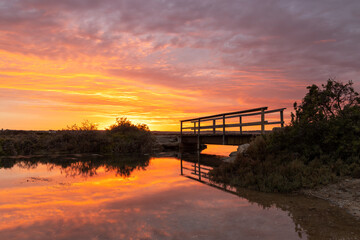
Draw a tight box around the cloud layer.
[0,0,359,130]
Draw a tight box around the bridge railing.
[180,107,285,144]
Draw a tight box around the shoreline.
[301,178,360,220]
[223,148,360,220]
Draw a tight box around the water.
[0,152,359,240]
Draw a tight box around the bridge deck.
[181,133,258,145]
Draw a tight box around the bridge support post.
[194,122,196,134]
[213,119,215,134]
[180,154,183,175]
[280,110,284,128]
[198,150,201,181]
[180,121,183,143]
[261,109,265,134]
[222,114,226,144]
[239,116,242,134]
[197,119,201,150]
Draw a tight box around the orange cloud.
[0,1,359,130]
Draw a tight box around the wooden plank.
[265,108,286,114]
[266,121,283,125]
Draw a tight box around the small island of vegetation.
[0,117,154,156]
[210,79,360,193]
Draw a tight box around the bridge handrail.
[180,107,268,123]
[189,108,286,123]
[180,107,286,145]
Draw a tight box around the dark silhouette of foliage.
[210,79,360,192]
[292,79,360,124]
[0,118,155,156]
[106,117,154,153]
[66,120,99,131]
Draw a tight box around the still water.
[0,149,359,240]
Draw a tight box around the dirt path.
[302,178,360,220]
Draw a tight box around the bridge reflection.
[179,152,238,195]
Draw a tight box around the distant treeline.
[0,118,155,156]
[210,79,360,192]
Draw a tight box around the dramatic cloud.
[0,0,359,130]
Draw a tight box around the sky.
[0,0,359,131]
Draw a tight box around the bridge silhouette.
[180,107,285,148]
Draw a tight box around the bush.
[210,79,360,192]
[107,117,154,153]
[0,118,155,156]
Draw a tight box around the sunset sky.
[1,0,359,131]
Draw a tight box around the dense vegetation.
[0,118,155,156]
[210,79,360,192]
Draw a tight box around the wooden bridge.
[180,107,285,148]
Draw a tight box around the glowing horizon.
[0,0,359,131]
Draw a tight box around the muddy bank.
[302,178,360,220]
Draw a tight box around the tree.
[66,120,98,131]
[291,79,360,125]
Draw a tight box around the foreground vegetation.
[0,118,155,156]
[210,79,360,192]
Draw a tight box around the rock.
[229,151,238,157]
[223,155,237,163]
[223,143,251,163]
[237,143,250,154]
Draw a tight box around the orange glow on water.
[0,156,304,240]
[201,145,238,156]
[1,156,359,239]
[0,158,193,231]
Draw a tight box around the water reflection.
[180,152,360,240]
[0,154,359,239]
[0,154,150,178]
[200,144,237,156]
